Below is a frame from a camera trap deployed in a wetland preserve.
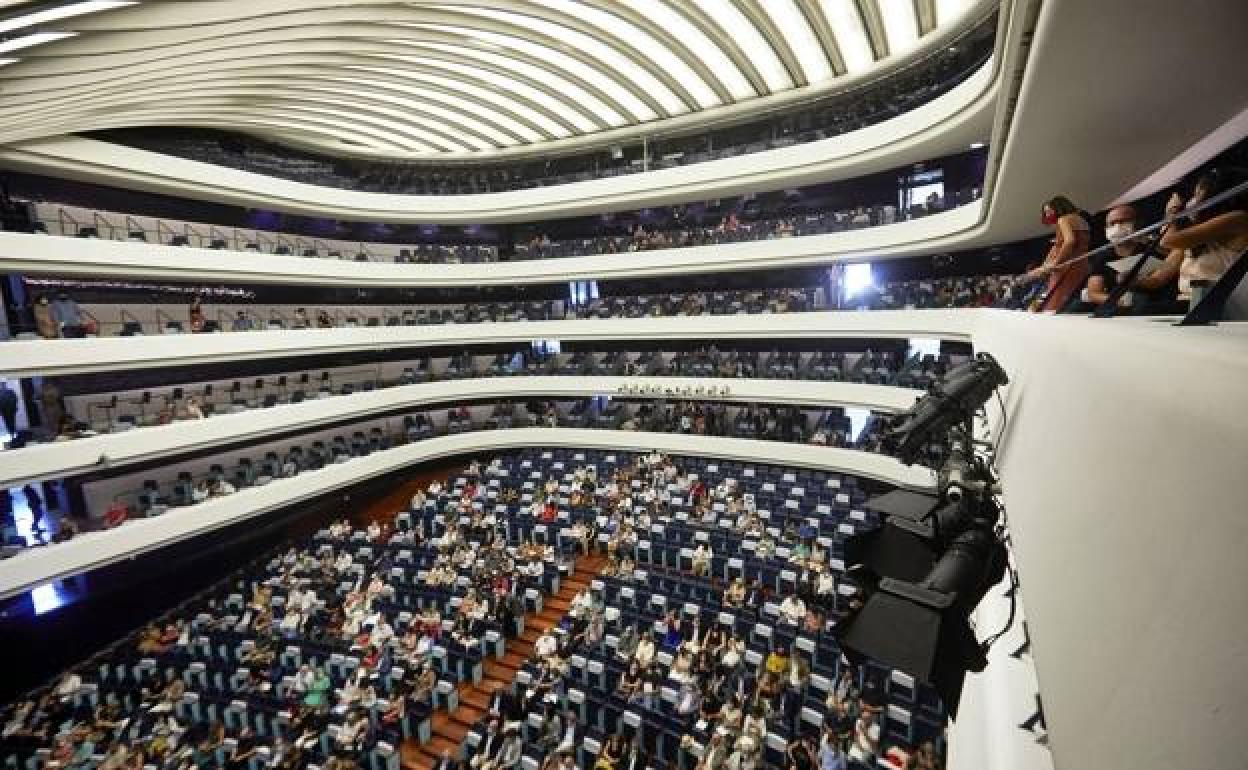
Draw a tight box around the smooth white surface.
[948,561,1054,770]
[0,310,978,377]
[0,376,921,487]
[0,61,995,223]
[0,204,981,286]
[0,428,935,600]
[974,312,1248,770]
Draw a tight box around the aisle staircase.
[402,553,605,769]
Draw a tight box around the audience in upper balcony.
[1157,168,1248,303]
[1025,195,1092,312]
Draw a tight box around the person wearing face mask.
[1153,168,1248,303]
[1024,195,1091,312]
[1084,204,1181,312]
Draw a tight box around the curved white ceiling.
[0,0,987,158]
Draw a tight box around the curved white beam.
[0,427,936,600]
[0,60,996,223]
[0,376,922,488]
[0,0,995,159]
[0,311,980,378]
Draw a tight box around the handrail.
[1031,177,1248,310]
[155,218,177,244]
[57,206,78,234]
[1045,178,1248,274]
[207,225,230,247]
[124,215,146,240]
[93,211,116,239]
[183,223,206,248]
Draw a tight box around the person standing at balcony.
[1025,196,1091,312]
[188,295,205,333]
[33,295,58,338]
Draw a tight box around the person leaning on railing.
[1153,168,1248,302]
[1024,195,1092,312]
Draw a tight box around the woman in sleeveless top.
[1157,168,1248,300]
[1026,195,1091,312]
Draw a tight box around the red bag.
[104,502,129,528]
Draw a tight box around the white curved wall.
[0,61,996,223]
[0,428,936,600]
[0,311,978,378]
[1,376,921,488]
[0,203,982,286]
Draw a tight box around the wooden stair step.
[461,690,491,710]
[436,718,472,742]
[416,735,460,760]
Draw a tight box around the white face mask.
[1105,222,1135,243]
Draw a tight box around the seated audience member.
[184,396,205,420]
[50,292,85,335]
[779,593,807,625]
[1085,204,1179,311]
[1024,195,1091,312]
[848,711,881,766]
[1156,169,1248,303]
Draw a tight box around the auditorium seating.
[443,449,948,769]
[1,448,947,769]
[9,274,1025,339]
[81,397,906,523]
[10,346,953,456]
[0,461,585,770]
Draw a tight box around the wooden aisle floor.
[401,553,607,770]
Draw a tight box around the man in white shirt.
[691,543,713,577]
[54,671,81,702]
[779,595,807,625]
[848,712,880,765]
[534,629,559,660]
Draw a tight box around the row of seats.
[101,398,900,520]
[0,467,580,770]
[47,348,954,441]
[439,449,946,769]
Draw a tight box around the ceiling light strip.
[391,37,625,129]
[426,8,674,119]
[344,65,568,139]
[879,0,921,57]
[820,0,875,72]
[534,0,719,109]
[0,1,136,35]
[692,0,792,92]
[0,30,77,53]
[618,0,754,101]
[758,0,834,84]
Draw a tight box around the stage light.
[839,527,1007,717]
[840,352,1011,718]
[882,352,1007,465]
